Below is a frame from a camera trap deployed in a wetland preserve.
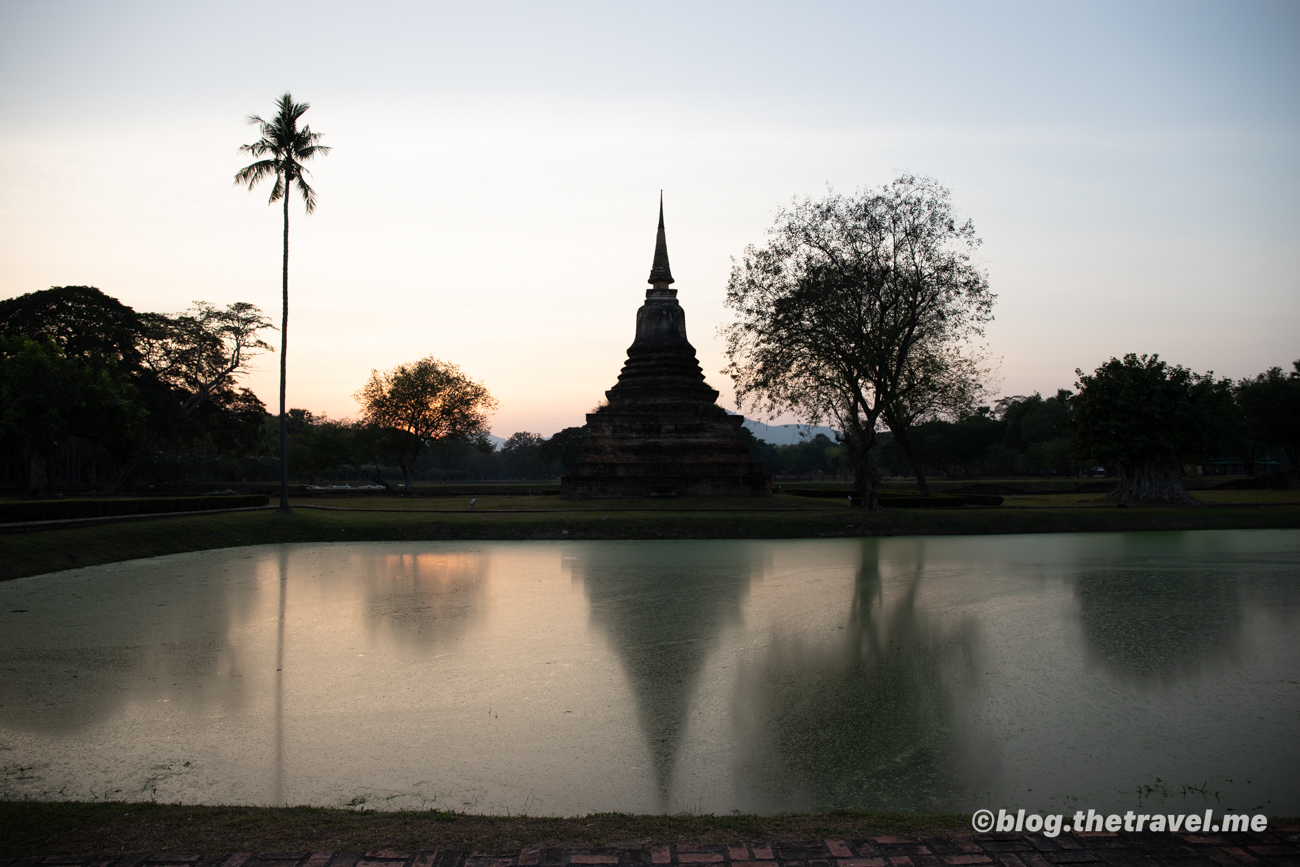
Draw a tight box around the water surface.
[1,531,1296,816]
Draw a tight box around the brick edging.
[6,830,1299,867]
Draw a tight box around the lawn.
[2,494,1298,582]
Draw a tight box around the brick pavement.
[5,830,1298,867]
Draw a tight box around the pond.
[1,531,1297,817]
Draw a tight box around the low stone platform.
[8,830,1299,867]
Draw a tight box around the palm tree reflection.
[733,539,979,813]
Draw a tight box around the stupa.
[561,198,770,498]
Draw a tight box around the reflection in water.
[359,550,490,651]
[0,534,1295,813]
[0,554,261,734]
[568,542,760,811]
[734,539,979,812]
[1075,569,1239,680]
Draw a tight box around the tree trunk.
[888,422,930,495]
[399,455,414,495]
[844,424,884,510]
[26,451,50,498]
[1108,458,1196,504]
[278,177,291,511]
[100,431,163,494]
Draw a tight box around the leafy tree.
[138,301,274,416]
[235,93,330,510]
[540,425,590,474]
[500,432,550,479]
[723,176,993,509]
[0,336,140,496]
[907,412,1002,477]
[997,390,1079,476]
[0,286,145,367]
[778,433,849,475]
[355,356,497,493]
[296,417,409,490]
[0,287,274,492]
[100,300,274,491]
[736,425,783,475]
[1236,362,1300,474]
[1072,354,1234,503]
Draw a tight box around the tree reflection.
[0,553,264,733]
[732,539,978,813]
[1074,568,1239,680]
[567,542,760,811]
[358,550,490,651]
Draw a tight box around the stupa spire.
[647,192,675,287]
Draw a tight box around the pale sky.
[2,1,1297,438]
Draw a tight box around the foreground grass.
[2,499,1299,581]
[0,801,969,856]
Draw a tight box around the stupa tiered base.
[561,201,769,499]
[562,402,769,499]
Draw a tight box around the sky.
[1,0,1297,438]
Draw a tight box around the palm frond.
[233,159,278,189]
[296,176,318,213]
[235,92,329,210]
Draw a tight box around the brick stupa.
[561,198,770,499]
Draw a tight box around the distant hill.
[742,419,839,445]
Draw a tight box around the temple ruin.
[560,199,770,499]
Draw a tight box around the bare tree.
[723,176,994,509]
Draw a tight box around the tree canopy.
[723,175,993,508]
[1235,362,1300,473]
[0,286,272,495]
[355,356,497,493]
[1072,353,1234,503]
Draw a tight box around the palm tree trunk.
[279,176,291,511]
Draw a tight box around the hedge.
[783,489,1003,508]
[0,495,270,524]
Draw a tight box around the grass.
[0,801,969,857]
[999,489,1300,508]
[1,495,1298,581]
[293,494,844,511]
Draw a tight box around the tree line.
[3,284,1296,500]
[870,363,1299,497]
[721,176,1298,505]
[0,286,271,497]
[6,139,1297,506]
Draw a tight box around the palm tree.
[235,93,330,510]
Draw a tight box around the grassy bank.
[2,498,1298,581]
[0,801,968,857]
